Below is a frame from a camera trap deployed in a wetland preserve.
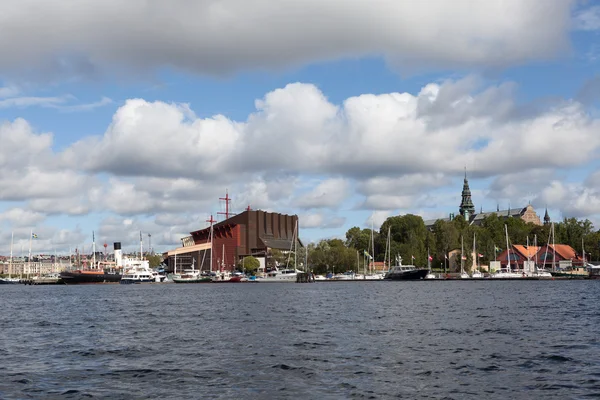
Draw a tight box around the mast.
[139,231,143,261]
[534,234,538,273]
[92,231,96,269]
[28,229,33,278]
[294,218,298,271]
[174,252,177,274]
[209,215,214,272]
[369,216,375,275]
[461,235,464,274]
[552,223,556,272]
[473,233,476,273]
[582,236,586,267]
[9,232,13,279]
[505,224,511,271]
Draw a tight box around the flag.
[428,255,433,261]
[478,253,484,258]
[32,233,38,238]
[411,255,415,260]
[461,255,467,260]
[363,250,373,260]
[444,254,448,259]
[494,246,501,252]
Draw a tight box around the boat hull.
[384,269,429,280]
[172,278,212,283]
[60,271,121,284]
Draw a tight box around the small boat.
[255,266,300,282]
[172,269,212,283]
[588,264,600,279]
[0,277,20,284]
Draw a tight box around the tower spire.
[544,207,551,225]
[459,168,475,220]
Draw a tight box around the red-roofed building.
[497,245,541,270]
[536,244,584,270]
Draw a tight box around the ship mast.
[92,231,96,269]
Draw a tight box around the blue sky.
[0,0,599,254]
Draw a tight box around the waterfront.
[0,281,599,399]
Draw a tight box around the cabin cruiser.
[120,258,166,284]
[255,266,300,282]
[384,258,429,280]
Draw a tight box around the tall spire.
[544,207,551,225]
[459,167,475,220]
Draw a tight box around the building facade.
[163,210,301,273]
[425,171,543,229]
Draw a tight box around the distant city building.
[425,171,543,229]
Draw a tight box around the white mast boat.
[1,232,19,284]
[471,233,483,278]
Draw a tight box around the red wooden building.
[496,244,582,270]
[164,209,300,273]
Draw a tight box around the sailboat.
[425,248,438,279]
[459,235,470,279]
[172,219,213,283]
[256,219,301,282]
[471,233,483,278]
[363,219,384,280]
[1,232,20,284]
[491,225,523,279]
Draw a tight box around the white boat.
[256,266,300,282]
[120,258,165,284]
[471,234,484,278]
[491,224,524,279]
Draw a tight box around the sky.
[0,0,599,255]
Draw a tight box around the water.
[1,281,599,399]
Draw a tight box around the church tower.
[544,208,551,225]
[459,168,476,220]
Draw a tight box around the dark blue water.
[1,281,599,399]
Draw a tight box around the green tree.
[146,254,163,268]
[238,256,260,273]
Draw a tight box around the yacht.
[384,257,429,280]
[255,266,300,282]
[120,258,166,284]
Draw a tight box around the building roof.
[549,244,577,260]
[469,208,524,223]
[512,245,540,259]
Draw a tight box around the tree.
[146,254,163,268]
[238,256,260,273]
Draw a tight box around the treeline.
[304,214,599,274]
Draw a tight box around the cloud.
[3,76,600,250]
[0,208,46,227]
[67,78,600,184]
[574,5,600,31]
[295,178,349,209]
[0,1,573,80]
[538,180,600,219]
[299,213,346,229]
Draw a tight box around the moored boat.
[384,256,429,280]
[60,269,121,284]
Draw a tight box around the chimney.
[114,242,123,268]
